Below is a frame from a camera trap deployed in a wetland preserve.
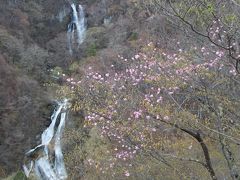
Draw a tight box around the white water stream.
[23,100,68,180]
[23,3,87,179]
[67,3,86,54]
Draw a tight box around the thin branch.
[167,0,229,50]
[147,113,217,180]
[230,0,240,8]
[161,152,206,167]
[197,122,240,145]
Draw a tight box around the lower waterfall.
[23,100,68,180]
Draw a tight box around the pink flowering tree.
[54,1,240,179]
[141,0,240,72]
[57,38,240,179]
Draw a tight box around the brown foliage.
[0,54,51,176]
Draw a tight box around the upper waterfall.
[67,3,86,54]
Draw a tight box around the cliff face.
[0,55,50,175]
[0,0,67,176]
[0,0,174,176]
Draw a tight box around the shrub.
[86,43,97,57]
[128,32,138,41]
[13,171,27,180]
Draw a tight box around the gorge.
[1,0,240,179]
[23,2,87,178]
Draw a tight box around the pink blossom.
[163,116,170,121]
[133,110,142,119]
[134,54,140,59]
[157,96,163,103]
[124,171,130,177]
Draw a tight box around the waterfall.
[23,100,68,180]
[67,3,86,54]
[23,3,87,179]
[54,111,67,179]
[77,5,86,45]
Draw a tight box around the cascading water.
[77,5,86,45]
[23,100,68,180]
[67,3,86,54]
[23,3,87,179]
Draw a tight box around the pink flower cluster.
[56,39,238,176]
